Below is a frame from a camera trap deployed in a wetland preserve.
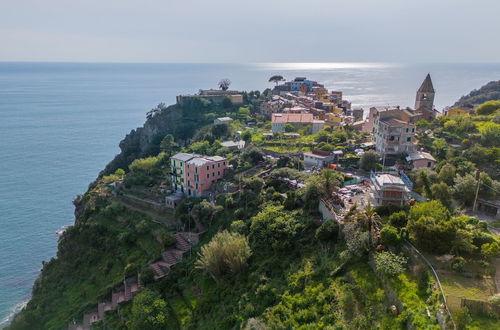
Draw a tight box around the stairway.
[162,249,184,266]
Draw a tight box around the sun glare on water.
[256,62,395,70]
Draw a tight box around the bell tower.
[414,73,435,115]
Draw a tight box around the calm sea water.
[1,62,500,326]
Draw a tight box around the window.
[212,164,215,169]
[389,136,395,141]
[218,171,220,175]
[412,128,415,132]
[407,137,411,142]
[218,163,220,168]
[206,166,209,170]
[427,162,432,168]
[223,161,226,166]
[406,128,409,133]
[212,172,215,177]
[207,174,209,178]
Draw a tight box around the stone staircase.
[69,230,203,329]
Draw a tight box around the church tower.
[414,74,435,120]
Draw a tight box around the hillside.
[7,84,500,330]
[453,80,500,108]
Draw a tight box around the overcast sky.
[0,0,498,63]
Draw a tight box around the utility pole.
[472,170,481,212]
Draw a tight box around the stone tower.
[414,74,435,120]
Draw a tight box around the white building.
[370,173,410,206]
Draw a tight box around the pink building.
[184,155,227,197]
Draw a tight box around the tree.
[453,174,477,206]
[219,78,231,91]
[479,122,500,146]
[196,231,251,281]
[389,211,407,228]
[241,129,252,143]
[432,138,447,160]
[475,100,500,115]
[221,97,233,108]
[359,150,379,171]
[374,252,407,277]
[481,241,500,259]
[211,123,230,138]
[242,146,263,165]
[380,226,401,246]
[302,181,321,213]
[268,75,284,85]
[249,205,302,251]
[159,134,178,157]
[430,182,452,209]
[438,164,456,186]
[315,220,339,242]
[130,290,170,330]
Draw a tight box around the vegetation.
[9,85,500,330]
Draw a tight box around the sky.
[0,0,498,63]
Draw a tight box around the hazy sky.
[0,0,498,63]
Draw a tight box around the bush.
[451,256,466,272]
[374,252,407,277]
[139,267,155,286]
[249,205,303,251]
[380,226,401,247]
[196,230,252,281]
[388,211,407,228]
[481,241,500,259]
[359,150,379,171]
[315,220,339,243]
[230,220,248,234]
[489,293,500,306]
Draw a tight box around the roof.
[373,174,405,186]
[417,73,435,93]
[406,151,436,162]
[206,156,226,162]
[380,117,408,126]
[187,157,211,167]
[172,152,197,162]
[271,113,314,124]
[303,152,331,159]
[216,117,233,121]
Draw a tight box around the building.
[289,77,315,92]
[370,173,410,206]
[170,153,228,197]
[177,89,243,106]
[220,140,246,150]
[185,156,227,196]
[414,74,438,121]
[214,117,233,125]
[271,113,313,133]
[406,151,437,169]
[303,150,335,169]
[165,193,185,209]
[373,109,416,156]
[171,153,197,193]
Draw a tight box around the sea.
[1,62,500,326]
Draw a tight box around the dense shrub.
[380,226,401,246]
[374,252,407,277]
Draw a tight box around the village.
[71,75,500,329]
[163,74,496,218]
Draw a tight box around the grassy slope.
[8,198,171,330]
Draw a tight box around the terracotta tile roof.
[272,113,314,124]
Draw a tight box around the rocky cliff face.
[102,104,183,175]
